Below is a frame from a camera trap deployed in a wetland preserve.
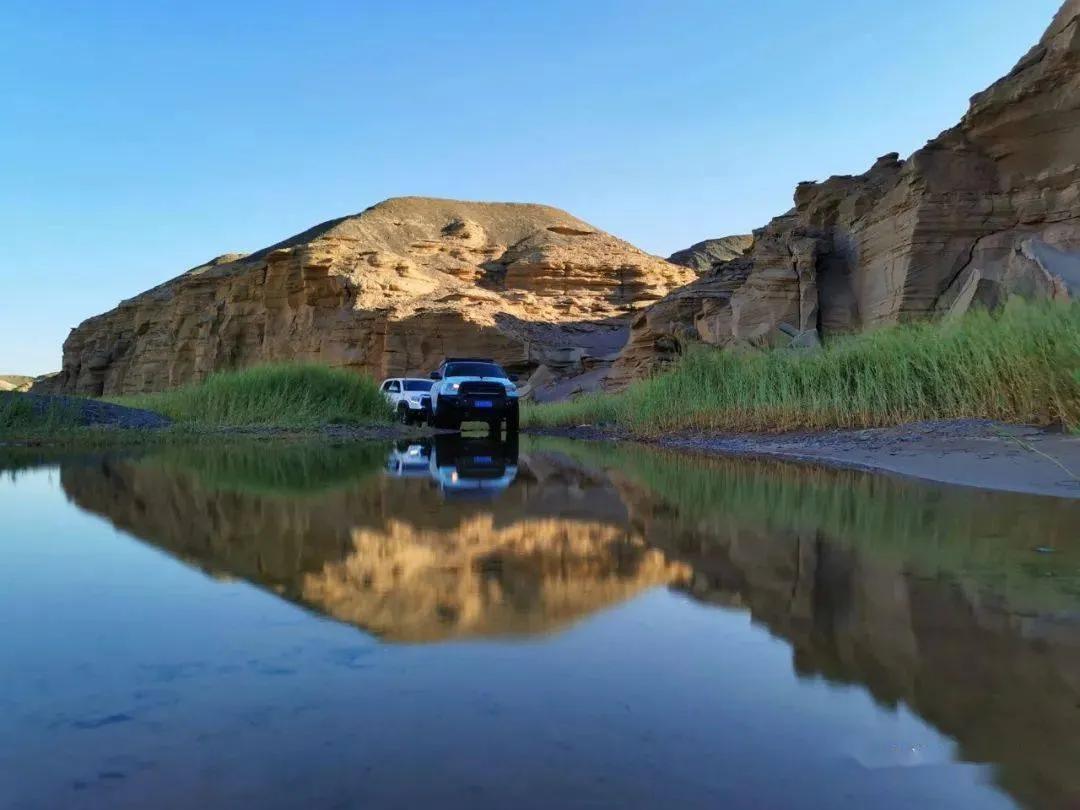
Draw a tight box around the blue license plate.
[474,400,493,408]
[473,455,493,463]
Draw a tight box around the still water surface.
[2,436,1078,809]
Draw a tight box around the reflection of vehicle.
[379,377,434,424]
[428,358,519,433]
[384,440,432,478]
[430,433,519,499]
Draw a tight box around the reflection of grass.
[147,441,387,496]
[526,301,1080,433]
[528,437,1080,611]
[111,363,391,429]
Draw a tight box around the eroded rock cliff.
[666,235,752,274]
[47,197,692,396]
[614,0,1080,382]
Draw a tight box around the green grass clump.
[0,393,80,435]
[112,363,391,429]
[526,301,1080,434]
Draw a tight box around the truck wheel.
[397,404,411,424]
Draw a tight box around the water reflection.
[385,434,520,498]
[4,438,1080,807]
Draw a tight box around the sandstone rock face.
[667,235,752,274]
[615,0,1080,381]
[46,197,693,396]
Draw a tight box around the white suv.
[379,377,434,424]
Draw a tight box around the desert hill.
[0,375,33,392]
[43,197,692,397]
[667,235,752,274]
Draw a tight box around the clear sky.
[0,0,1062,374]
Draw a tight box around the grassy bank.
[111,363,391,429]
[526,301,1080,434]
[2,364,393,443]
[0,394,81,435]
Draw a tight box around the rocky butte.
[44,197,693,397]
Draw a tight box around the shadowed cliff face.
[47,438,1080,808]
[614,0,1080,383]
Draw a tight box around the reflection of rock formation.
[597,454,1080,810]
[59,453,688,642]
[57,442,1080,807]
[305,516,682,642]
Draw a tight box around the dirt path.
[528,419,1080,499]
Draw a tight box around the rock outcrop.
[614,0,1080,382]
[667,235,752,274]
[45,198,693,396]
[0,375,33,392]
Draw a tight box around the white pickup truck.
[427,358,519,433]
[379,377,434,424]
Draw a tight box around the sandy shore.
[528,419,1080,499]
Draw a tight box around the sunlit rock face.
[613,0,1080,383]
[44,197,693,397]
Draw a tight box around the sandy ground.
[529,419,1080,499]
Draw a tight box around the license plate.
[473,456,493,463]
[474,400,493,408]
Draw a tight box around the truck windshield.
[404,380,432,392]
[444,362,506,378]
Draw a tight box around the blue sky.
[0,0,1061,374]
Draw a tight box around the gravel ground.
[4,393,171,430]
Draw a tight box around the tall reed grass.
[112,363,391,429]
[525,301,1080,434]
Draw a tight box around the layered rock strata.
[614,0,1080,382]
[45,198,692,396]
